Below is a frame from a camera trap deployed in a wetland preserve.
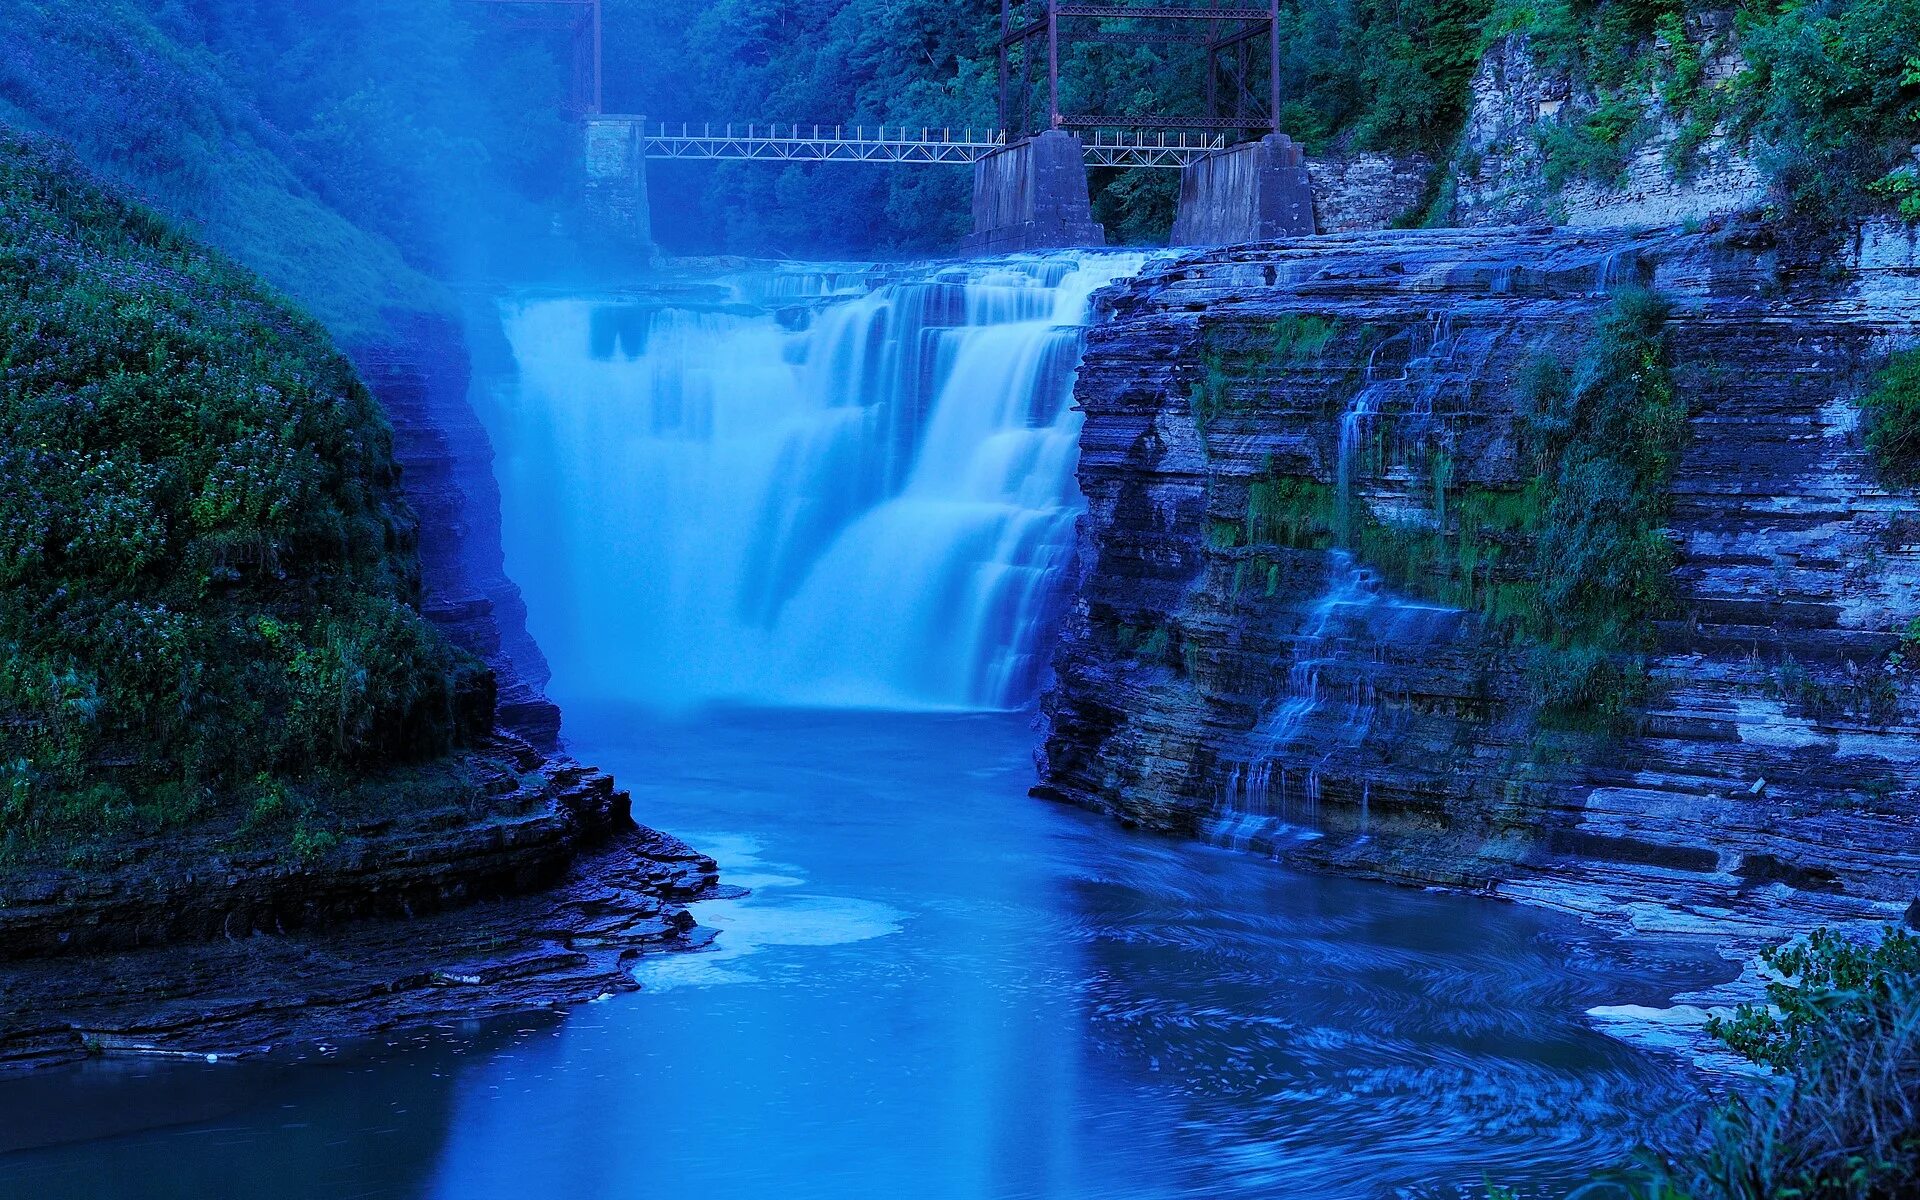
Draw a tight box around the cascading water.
[1204,319,1465,853]
[483,254,1146,711]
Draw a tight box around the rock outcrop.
[1040,222,1920,948]
[0,738,722,1070]
[353,316,563,750]
[1448,22,1768,229]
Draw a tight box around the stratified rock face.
[352,315,562,750]
[0,732,724,1070]
[1040,223,1920,942]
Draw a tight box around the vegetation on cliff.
[0,131,488,857]
[1861,350,1920,487]
[1489,0,1920,222]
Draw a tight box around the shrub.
[1493,928,1920,1200]
[1672,928,1920,1200]
[1486,0,1920,221]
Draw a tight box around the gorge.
[3,250,1770,1197]
[5,221,1917,1194]
[4,5,1920,1192]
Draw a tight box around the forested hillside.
[0,131,488,860]
[0,0,577,338]
[614,0,1493,250]
[619,0,1920,252]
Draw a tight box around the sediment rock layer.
[1040,222,1920,945]
[0,741,722,1070]
[354,315,562,750]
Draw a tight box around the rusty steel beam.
[990,0,1284,138]
[1054,5,1270,18]
[1059,114,1261,129]
[1083,31,1213,45]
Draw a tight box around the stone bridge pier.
[582,116,654,256]
[1170,134,1315,246]
[963,131,1107,255]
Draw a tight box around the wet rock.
[1041,224,1920,954]
[0,731,725,1073]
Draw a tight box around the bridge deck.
[625,121,1227,168]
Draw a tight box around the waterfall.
[483,254,1146,711]
[1203,317,1466,853]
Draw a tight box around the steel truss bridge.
[628,122,1230,169]
[471,1,1289,169]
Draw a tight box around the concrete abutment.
[1171,134,1316,246]
[963,131,1107,255]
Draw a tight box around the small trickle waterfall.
[1204,321,1466,853]
[484,255,1145,710]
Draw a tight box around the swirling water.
[0,258,1726,1198]
[0,708,1723,1199]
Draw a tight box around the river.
[0,257,1726,1198]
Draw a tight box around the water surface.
[0,707,1724,1199]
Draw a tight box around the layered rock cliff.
[1040,222,1920,945]
[353,316,562,750]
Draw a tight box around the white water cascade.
[483,254,1146,711]
[1204,321,1467,853]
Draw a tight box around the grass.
[0,0,481,343]
[1527,928,1920,1200]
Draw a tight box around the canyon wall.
[1039,223,1920,944]
[352,318,563,750]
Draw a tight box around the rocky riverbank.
[1039,221,1920,956]
[0,737,723,1072]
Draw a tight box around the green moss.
[1246,476,1340,550]
[1860,349,1920,485]
[0,131,487,854]
[1336,290,1682,724]
[1206,519,1244,551]
[1115,622,1174,667]
[1190,317,1346,440]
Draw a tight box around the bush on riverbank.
[1505,926,1920,1200]
[0,130,488,857]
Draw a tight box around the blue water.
[0,706,1723,1200]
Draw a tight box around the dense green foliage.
[0,132,485,853]
[1672,928,1920,1200]
[616,1,1495,252]
[1488,0,1920,221]
[1860,350,1920,486]
[1524,928,1920,1200]
[0,0,577,337]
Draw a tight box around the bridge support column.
[582,115,654,258]
[962,131,1106,256]
[1170,134,1315,246]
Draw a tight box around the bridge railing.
[621,120,1227,167]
